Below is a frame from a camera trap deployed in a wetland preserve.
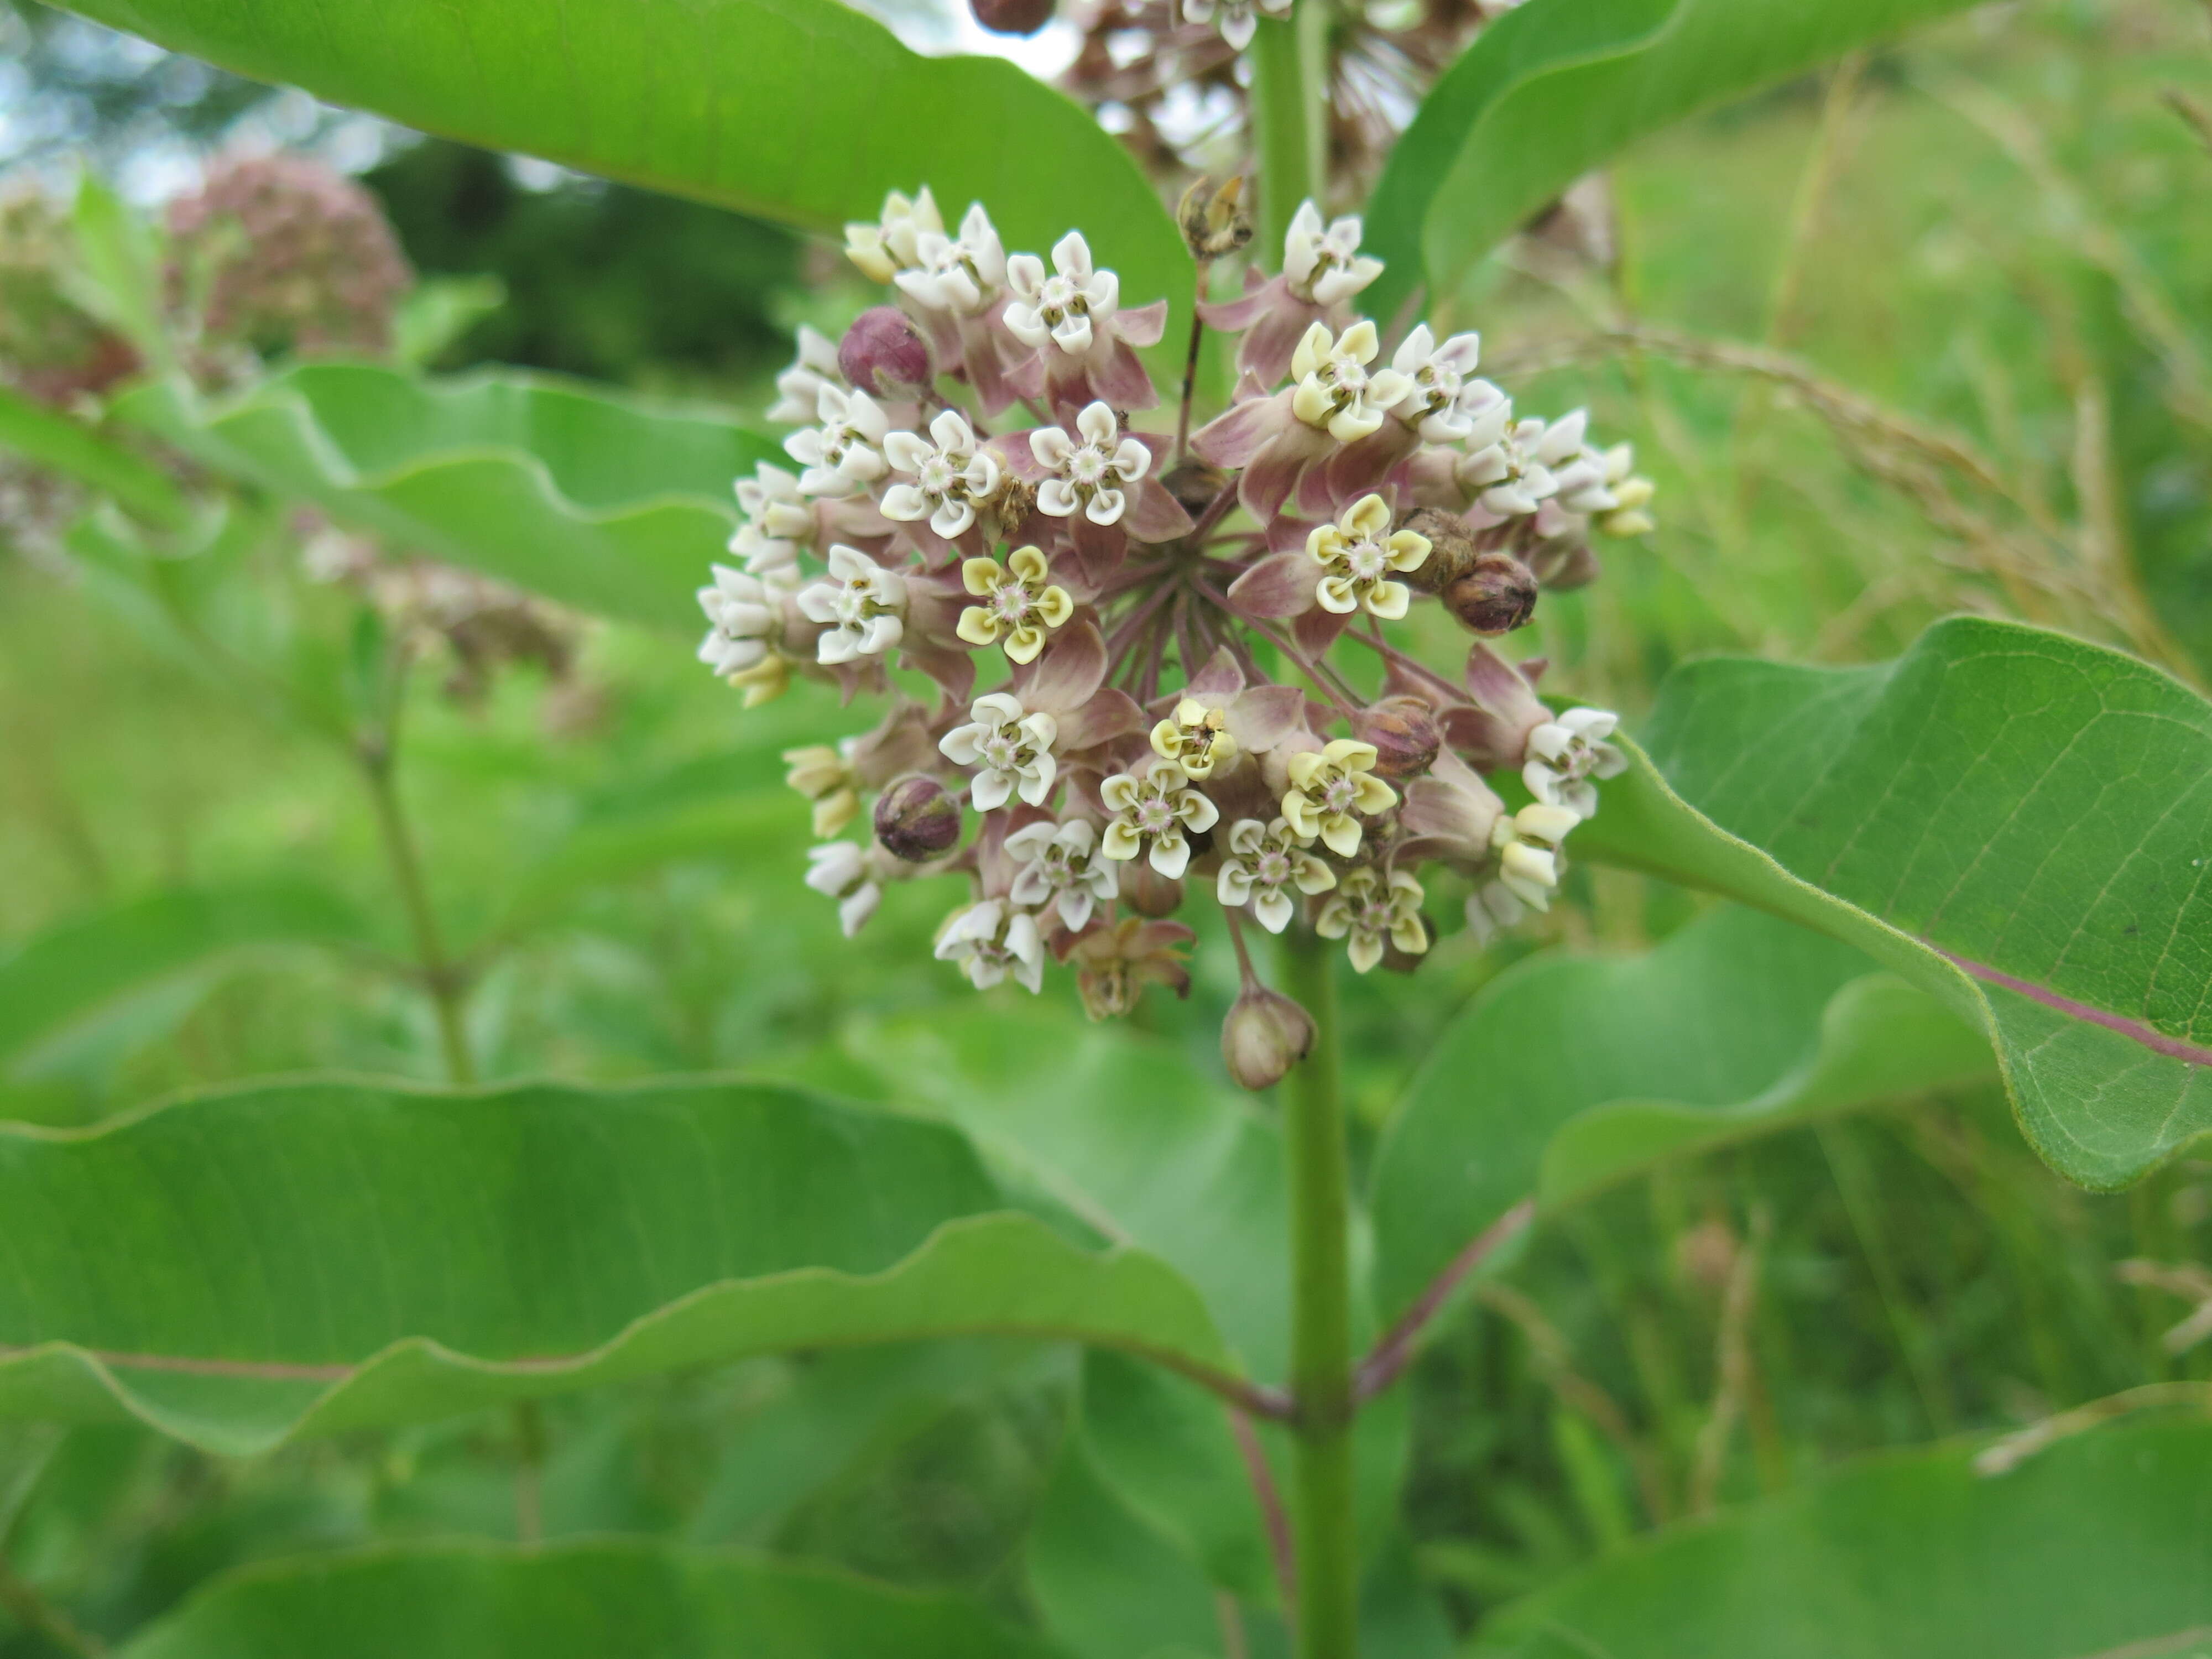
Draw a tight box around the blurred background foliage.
[3,0,2211,1649]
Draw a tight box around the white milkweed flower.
[805,841,883,938]
[696,564,791,678]
[934,898,1045,993]
[797,545,906,664]
[1006,818,1119,929]
[957,546,1074,665]
[1307,493,1431,619]
[729,463,814,576]
[1100,757,1219,879]
[846,186,943,283]
[766,325,847,426]
[895,202,1007,316]
[1282,739,1397,858]
[1283,202,1384,308]
[1464,879,1527,948]
[939,691,1059,810]
[1031,401,1151,525]
[784,386,890,499]
[881,409,1001,539]
[1490,801,1580,911]
[1594,444,1658,538]
[1182,0,1288,50]
[1217,816,1336,933]
[1004,232,1120,357]
[1460,409,1589,519]
[1386,324,1498,444]
[1524,707,1627,818]
[1290,320,1413,444]
[1316,866,1428,974]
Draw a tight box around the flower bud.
[1443,552,1540,635]
[1177,175,1254,262]
[969,0,1052,32]
[1350,696,1441,784]
[1397,507,1477,594]
[1119,858,1186,918]
[837,306,935,400]
[873,773,962,862]
[1161,458,1229,519]
[1220,985,1315,1092]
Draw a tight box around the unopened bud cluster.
[695,186,1651,1086]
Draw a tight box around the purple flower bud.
[873,773,962,862]
[1444,554,1540,637]
[969,0,1053,33]
[1351,696,1442,784]
[1220,985,1314,1092]
[837,306,935,400]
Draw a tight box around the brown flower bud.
[1177,175,1254,262]
[970,0,1052,32]
[1443,553,1540,636]
[873,773,961,862]
[1221,985,1315,1092]
[838,306,935,400]
[1351,696,1442,784]
[1119,858,1186,918]
[1397,507,1478,594]
[1161,458,1228,520]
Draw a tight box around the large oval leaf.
[119,1539,1058,1658]
[1579,616,2212,1192]
[1365,0,1983,319]
[52,0,1190,341]
[112,366,770,630]
[1470,1414,2212,1658]
[0,1078,1237,1454]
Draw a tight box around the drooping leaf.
[1371,906,1990,1345]
[118,1538,1061,1658]
[0,882,382,1079]
[0,382,185,527]
[1365,0,1983,318]
[0,1078,1237,1455]
[1469,1415,2212,1658]
[112,366,774,630]
[1579,616,2212,1191]
[52,0,1190,351]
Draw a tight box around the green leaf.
[1469,1415,2212,1658]
[1365,0,1983,317]
[0,1078,1236,1454]
[1579,616,2212,1191]
[0,882,381,1079]
[118,1538,1061,1658]
[1371,905,1992,1321]
[53,0,1190,348]
[0,382,186,528]
[112,364,775,630]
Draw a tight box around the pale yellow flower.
[1282,739,1397,857]
[957,546,1074,665]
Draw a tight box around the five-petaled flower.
[1386,325,1498,445]
[1524,707,1626,818]
[935,898,1046,992]
[805,841,883,938]
[894,202,1007,316]
[1284,204,1383,308]
[784,741,861,838]
[1308,493,1430,619]
[1032,401,1151,525]
[1005,232,1120,357]
[729,463,815,576]
[939,691,1059,809]
[1100,757,1220,879]
[1462,409,1590,522]
[957,547,1073,665]
[845,186,941,284]
[797,545,906,664]
[697,564,790,679]
[1315,866,1428,974]
[883,409,1001,540]
[1491,801,1580,911]
[1283,739,1397,857]
[1217,817,1336,933]
[1290,320,1411,444]
[1006,818,1119,929]
[766,325,846,426]
[785,386,890,499]
[1150,697,1240,781]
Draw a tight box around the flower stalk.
[1250,0,1328,262]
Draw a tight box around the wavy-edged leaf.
[1469,1415,2212,1658]
[53,0,1191,352]
[0,1078,1235,1455]
[0,382,184,526]
[1371,906,1990,1328]
[112,366,773,630]
[118,1538,1060,1658]
[1579,616,2212,1192]
[0,882,380,1079]
[1365,0,1981,319]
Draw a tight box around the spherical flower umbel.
[1291,320,1411,444]
[1032,401,1151,526]
[1524,707,1627,818]
[1217,817,1336,933]
[1308,494,1430,619]
[1100,757,1220,878]
[1315,867,1429,974]
[1006,818,1119,928]
[940,691,1058,809]
[797,545,906,664]
[1282,739,1398,857]
[935,898,1045,992]
[1005,232,1119,357]
[957,547,1073,664]
[883,409,1001,539]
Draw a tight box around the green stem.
[1281,930,1357,1657]
[1249,0,1329,264]
[358,737,474,1086]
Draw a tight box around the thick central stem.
[1249,0,1329,262]
[1281,929,1357,1656]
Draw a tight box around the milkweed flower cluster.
[695,184,1653,1087]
